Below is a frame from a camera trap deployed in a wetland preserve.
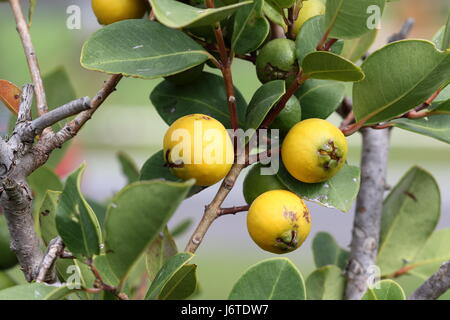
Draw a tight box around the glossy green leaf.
[341,28,378,62]
[302,51,365,81]
[104,180,194,281]
[232,0,269,55]
[391,115,450,144]
[56,164,102,258]
[228,258,306,300]
[150,0,251,29]
[0,283,75,300]
[406,229,450,279]
[312,232,349,269]
[353,40,450,124]
[146,227,178,282]
[377,167,440,276]
[0,272,16,291]
[81,20,210,79]
[150,72,247,128]
[159,264,197,300]
[145,252,194,300]
[245,80,286,130]
[306,265,345,300]
[277,163,361,212]
[325,0,386,39]
[295,79,345,120]
[262,1,287,31]
[362,280,406,300]
[117,151,140,184]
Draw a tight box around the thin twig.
[86,259,129,300]
[41,74,122,154]
[218,205,250,216]
[409,261,450,300]
[9,0,48,117]
[36,236,65,283]
[185,160,246,253]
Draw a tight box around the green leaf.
[56,164,102,258]
[302,51,365,81]
[28,166,62,223]
[325,0,386,39]
[232,0,269,55]
[38,190,61,246]
[277,163,360,212]
[81,20,210,79]
[390,115,450,144]
[150,72,247,128]
[145,252,194,300]
[139,150,205,197]
[295,15,343,66]
[353,40,450,125]
[228,258,306,300]
[150,0,252,29]
[146,227,178,282]
[406,229,450,279]
[295,79,345,120]
[0,283,75,300]
[312,232,349,269]
[262,1,287,31]
[341,28,378,62]
[104,180,194,281]
[362,280,406,300]
[441,12,450,50]
[245,80,286,130]
[159,264,197,300]
[306,265,345,300]
[117,151,140,184]
[377,166,440,276]
[27,0,37,27]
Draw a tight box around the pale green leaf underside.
[377,166,440,275]
[228,258,306,300]
[362,280,405,300]
[151,0,252,29]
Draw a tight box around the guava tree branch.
[39,74,123,155]
[36,236,65,283]
[345,127,390,300]
[185,161,246,253]
[345,19,414,300]
[9,0,48,117]
[409,260,450,300]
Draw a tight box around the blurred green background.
[0,0,449,299]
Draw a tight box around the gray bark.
[409,260,450,300]
[345,128,391,300]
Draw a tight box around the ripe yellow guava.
[163,114,234,186]
[247,190,311,254]
[292,0,326,37]
[281,118,348,183]
[91,0,148,25]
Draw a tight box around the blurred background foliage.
[0,0,449,299]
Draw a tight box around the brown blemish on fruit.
[164,149,184,168]
[303,209,311,223]
[275,230,299,251]
[283,208,297,223]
